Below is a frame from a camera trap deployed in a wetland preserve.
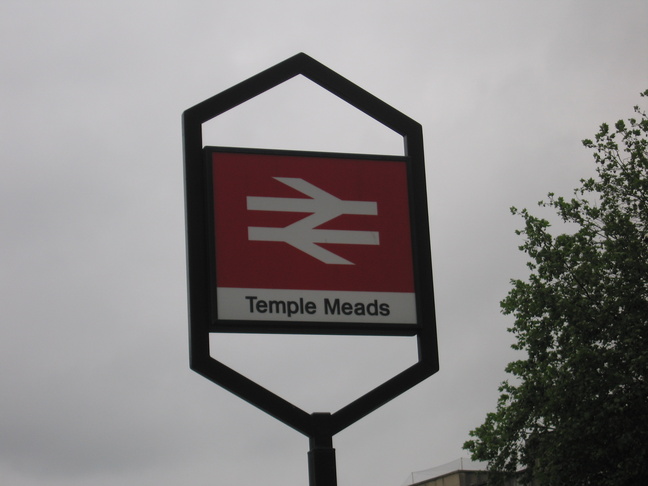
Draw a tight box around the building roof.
[402,458,489,486]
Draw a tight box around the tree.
[464,90,648,486]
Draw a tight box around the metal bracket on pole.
[308,413,337,486]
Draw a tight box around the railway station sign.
[209,147,417,326]
[183,53,439,486]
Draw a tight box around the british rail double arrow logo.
[247,177,379,265]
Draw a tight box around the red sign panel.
[210,148,416,325]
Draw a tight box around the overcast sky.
[1,1,647,485]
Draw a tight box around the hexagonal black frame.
[182,53,438,451]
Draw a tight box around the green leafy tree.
[464,90,648,485]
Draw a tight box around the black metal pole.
[308,413,337,486]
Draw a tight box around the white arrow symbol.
[247,177,379,265]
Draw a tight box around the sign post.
[183,53,438,486]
